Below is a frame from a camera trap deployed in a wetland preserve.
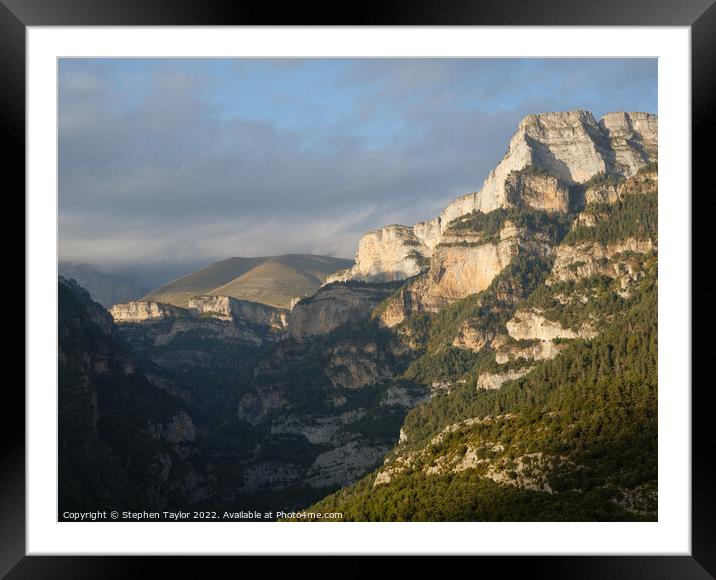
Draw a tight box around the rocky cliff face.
[476,367,534,390]
[110,300,186,322]
[599,111,658,174]
[378,216,561,328]
[187,295,288,328]
[61,109,658,522]
[326,225,432,284]
[288,282,401,340]
[232,318,424,496]
[111,294,290,426]
[504,169,571,213]
[378,225,519,326]
[458,110,656,215]
[548,238,655,287]
[452,319,508,352]
[112,295,287,328]
[112,295,287,362]
[336,110,657,285]
[505,310,597,342]
[58,278,205,513]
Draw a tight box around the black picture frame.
[5,0,709,576]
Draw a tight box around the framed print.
[5,0,711,576]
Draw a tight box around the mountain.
[110,294,288,421]
[210,109,657,517]
[59,109,658,521]
[58,262,151,308]
[307,162,658,520]
[328,110,657,285]
[143,254,353,309]
[309,286,657,521]
[58,277,205,513]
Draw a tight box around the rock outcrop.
[372,415,571,494]
[548,238,655,286]
[112,295,288,328]
[110,300,185,322]
[381,383,431,408]
[575,166,657,229]
[326,224,432,284]
[476,367,534,390]
[326,342,393,389]
[336,110,657,284]
[599,112,658,174]
[378,219,554,328]
[269,410,367,445]
[452,319,507,352]
[495,340,568,364]
[506,310,597,342]
[504,169,571,213]
[236,389,287,427]
[305,442,391,488]
[187,295,287,329]
[491,310,597,366]
[384,240,512,325]
[288,282,399,340]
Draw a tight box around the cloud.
[58,58,657,273]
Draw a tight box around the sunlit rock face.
[187,295,287,329]
[325,225,431,284]
[335,110,657,285]
[377,220,553,328]
[109,300,184,322]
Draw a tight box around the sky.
[58,58,657,276]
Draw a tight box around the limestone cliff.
[548,238,655,287]
[336,110,657,284]
[233,319,423,493]
[504,169,571,213]
[495,340,567,364]
[452,319,507,353]
[505,310,597,342]
[110,300,186,322]
[325,225,432,284]
[187,295,287,329]
[378,218,557,328]
[378,225,519,326]
[111,294,289,424]
[476,367,534,390]
[61,108,660,521]
[289,282,400,340]
[112,295,287,328]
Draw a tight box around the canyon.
[60,109,658,520]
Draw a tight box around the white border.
[27,26,691,555]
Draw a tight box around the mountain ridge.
[59,108,659,522]
[328,110,657,285]
[58,262,151,308]
[143,253,353,310]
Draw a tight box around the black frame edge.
[8,0,712,577]
[0,0,715,26]
[691,1,716,577]
[1,0,26,577]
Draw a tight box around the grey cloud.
[59,59,656,274]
